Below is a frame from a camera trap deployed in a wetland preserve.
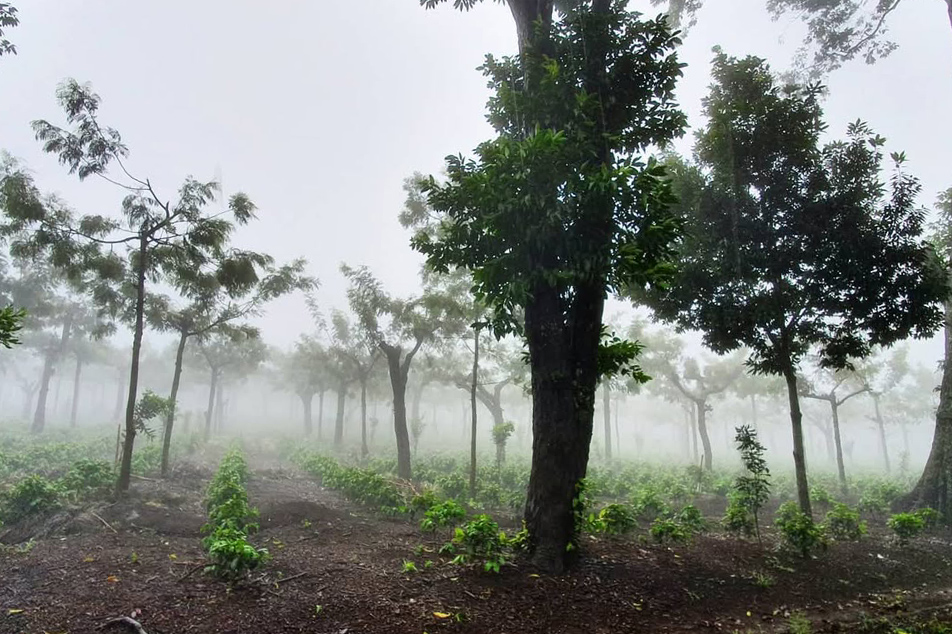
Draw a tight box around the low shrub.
[444,514,509,573]
[0,474,62,524]
[420,499,467,532]
[887,512,925,546]
[590,503,637,535]
[825,503,866,541]
[775,502,825,557]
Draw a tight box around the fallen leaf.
[433,612,452,619]
[528,573,540,578]
[106,575,119,582]
[83,556,95,562]
[7,609,24,615]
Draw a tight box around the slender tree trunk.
[161,330,189,477]
[783,365,812,518]
[873,393,891,473]
[117,235,149,493]
[689,405,699,464]
[32,316,72,434]
[334,380,347,448]
[69,356,83,428]
[360,378,368,459]
[113,370,125,423]
[831,401,847,494]
[21,382,37,420]
[614,396,620,456]
[750,395,759,431]
[602,382,612,461]
[523,281,603,573]
[384,348,413,480]
[470,331,479,499]
[902,303,952,519]
[215,382,224,432]
[204,368,219,441]
[302,392,314,436]
[317,388,325,440]
[696,400,713,471]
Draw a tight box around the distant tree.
[277,336,330,438]
[195,326,266,439]
[342,264,465,479]
[412,3,682,571]
[853,346,911,474]
[645,54,947,518]
[798,363,869,493]
[329,309,380,458]
[0,80,264,492]
[65,334,102,428]
[0,3,18,58]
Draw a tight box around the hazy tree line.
[1,0,951,574]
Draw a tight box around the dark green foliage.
[632,488,668,520]
[590,503,637,535]
[725,425,771,541]
[914,507,940,528]
[0,474,62,524]
[887,512,925,545]
[825,503,867,541]
[649,517,687,543]
[775,501,826,557]
[294,451,406,512]
[446,514,508,573]
[0,304,25,348]
[61,459,114,501]
[420,499,467,532]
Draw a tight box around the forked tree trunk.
[161,330,189,477]
[69,356,83,428]
[602,382,612,460]
[383,347,413,480]
[783,365,812,518]
[32,316,72,434]
[696,399,712,471]
[901,304,952,520]
[117,235,148,493]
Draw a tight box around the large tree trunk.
[507,0,555,54]
[783,366,813,518]
[902,304,952,519]
[384,348,413,480]
[68,356,83,428]
[31,316,72,434]
[204,368,219,441]
[523,280,603,573]
[696,400,713,470]
[470,331,479,499]
[334,379,347,448]
[872,393,891,473]
[602,382,612,460]
[117,236,148,493]
[302,392,314,436]
[831,401,847,494]
[161,330,189,477]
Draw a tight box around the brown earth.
[2,467,952,634]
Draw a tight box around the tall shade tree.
[277,336,330,438]
[329,309,380,458]
[903,188,952,519]
[342,264,465,479]
[195,326,266,439]
[645,54,947,518]
[411,3,682,571]
[0,80,263,491]
[798,363,869,493]
[148,257,313,475]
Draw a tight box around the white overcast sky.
[1,0,950,363]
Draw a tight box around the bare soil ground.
[3,464,952,634]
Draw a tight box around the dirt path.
[3,466,952,633]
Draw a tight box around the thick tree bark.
[523,280,603,573]
[161,330,189,477]
[32,316,72,434]
[117,235,148,493]
[470,332,479,499]
[872,393,890,473]
[507,0,554,54]
[302,392,314,436]
[68,356,83,428]
[334,380,348,448]
[695,399,713,471]
[204,368,219,441]
[602,382,612,460]
[783,366,812,518]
